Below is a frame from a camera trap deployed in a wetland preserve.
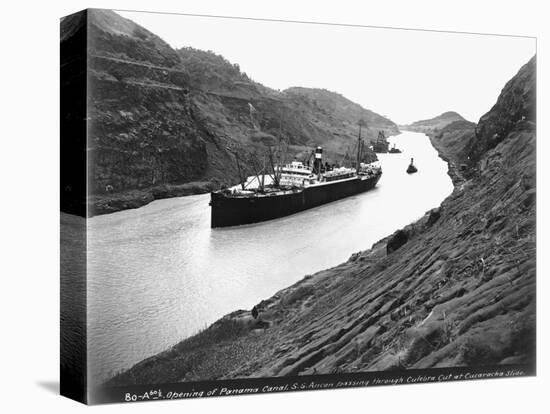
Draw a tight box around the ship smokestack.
[313,146,323,176]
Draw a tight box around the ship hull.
[210,173,381,228]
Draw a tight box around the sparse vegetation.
[106,57,535,385]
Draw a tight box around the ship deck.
[219,173,378,199]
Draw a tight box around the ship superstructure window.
[279,161,313,187]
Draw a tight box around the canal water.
[83,131,453,383]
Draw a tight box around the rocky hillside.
[61,9,398,216]
[467,57,536,165]
[428,120,477,181]
[107,56,536,385]
[403,111,469,133]
[176,47,398,163]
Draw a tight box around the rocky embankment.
[107,58,535,387]
[89,180,218,216]
[427,120,477,184]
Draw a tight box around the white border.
[0,1,547,413]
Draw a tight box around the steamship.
[210,145,382,228]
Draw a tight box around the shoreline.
[428,134,465,186]
[105,134,466,385]
[86,131,399,218]
[88,180,218,216]
[107,119,535,384]
[106,82,536,385]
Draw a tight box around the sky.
[117,10,536,125]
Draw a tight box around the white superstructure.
[278,161,314,187]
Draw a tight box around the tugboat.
[406,158,418,174]
[210,130,382,228]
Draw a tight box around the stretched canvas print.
[60,8,537,404]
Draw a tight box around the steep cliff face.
[430,57,536,179]
[107,56,536,385]
[468,57,536,164]
[62,9,398,215]
[87,10,218,199]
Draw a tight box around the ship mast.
[357,119,366,172]
[267,145,279,187]
[247,152,264,192]
[235,152,246,191]
[261,155,266,190]
[273,109,287,187]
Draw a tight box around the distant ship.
[389,143,402,153]
[210,133,382,228]
[372,131,390,153]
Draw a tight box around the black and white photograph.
[4,0,550,411]
[58,7,539,404]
